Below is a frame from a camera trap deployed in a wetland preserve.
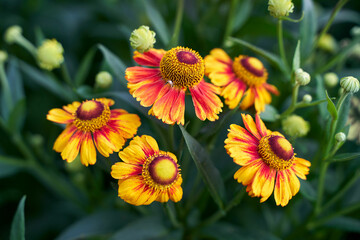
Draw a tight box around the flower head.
[37,39,64,70]
[340,76,360,93]
[268,0,294,18]
[4,25,22,44]
[125,47,223,125]
[282,115,310,138]
[0,50,8,63]
[47,98,141,166]
[225,114,311,206]
[130,25,156,53]
[324,72,338,88]
[204,49,279,112]
[95,71,113,89]
[111,135,182,205]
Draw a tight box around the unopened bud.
[295,68,311,86]
[351,26,360,37]
[324,72,338,88]
[302,94,312,103]
[130,25,156,53]
[335,132,346,142]
[268,0,294,18]
[0,51,8,63]
[4,25,22,44]
[340,76,360,93]
[37,39,64,71]
[318,34,337,53]
[282,115,310,138]
[95,71,113,89]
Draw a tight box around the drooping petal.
[264,83,280,95]
[111,162,142,179]
[47,108,74,124]
[118,136,159,165]
[286,169,300,196]
[117,176,149,206]
[93,128,118,157]
[108,111,141,139]
[169,181,183,202]
[61,130,84,163]
[253,86,266,113]
[233,159,263,186]
[53,124,77,152]
[291,157,311,180]
[80,132,97,166]
[274,171,292,207]
[241,114,262,140]
[133,49,166,67]
[156,190,170,203]
[240,87,255,110]
[255,114,268,137]
[221,78,247,109]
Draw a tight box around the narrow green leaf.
[324,217,360,233]
[7,58,24,103]
[229,37,287,74]
[0,161,19,178]
[98,44,127,87]
[232,0,253,32]
[329,152,360,163]
[143,0,170,45]
[299,180,316,202]
[292,40,301,71]
[10,196,26,240]
[300,0,316,60]
[259,105,279,122]
[110,216,167,240]
[325,91,338,120]
[179,125,225,210]
[335,93,351,133]
[74,46,97,86]
[34,27,45,46]
[7,99,26,134]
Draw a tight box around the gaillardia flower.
[205,49,279,112]
[47,98,141,166]
[111,135,182,205]
[125,47,223,125]
[225,114,311,206]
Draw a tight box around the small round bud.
[318,34,337,53]
[4,25,22,44]
[282,115,310,138]
[37,39,64,71]
[30,134,44,147]
[351,26,360,37]
[324,72,338,88]
[295,68,311,86]
[95,71,113,89]
[302,94,312,103]
[0,50,8,63]
[335,132,346,142]
[130,25,156,53]
[340,76,360,93]
[268,0,294,18]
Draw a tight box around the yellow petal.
[80,132,97,166]
[53,124,77,152]
[61,131,83,163]
[47,108,73,124]
[111,162,142,179]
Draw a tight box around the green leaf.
[56,210,136,240]
[232,0,253,32]
[329,152,360,163]
[179,125,225,210]
[34,27,45,46]
[98,44,127,87]
[259,105,279,122]
[0,161,19,178]
[299,180,316,202]
[10,196,26,240]
[109,216,167,240]
[143,0,170,45]
[292,40,301,71]
[324,217,360,233]
[315,75,327,119]
[74,46,97,87]
[325,91,338,120]
[7,99,26,134]
[300,0,316,60]
[335,93,351,133]
[229,37,287,74]
[7,58,24,103]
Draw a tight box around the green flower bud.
[295,68,311,86]
[282,115,310,138]
[268,0,294,18]
[0,50,8,63]
[130,25,156,53]
[318,34,337,53]
[335,132,346,143]
[340,76,360,93]
[302,94,312,103]
[37,39,64,71]
[351,26,360,37]
[4,25,22,44]
[95,71,113,89]
[324,72,338,88]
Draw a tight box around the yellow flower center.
[74,100,111,132]
[160,46,204,88]
[257,133,294,171]
[232,55,268,86]
[142,155,179,190]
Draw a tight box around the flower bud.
[324,72,338,88]
[335,132,346,143]
[295,68,311,86]
[130,25,156,53]
[268,0,294,18]
[95,71,113,89]
[282,115,310,137]
[37,39,64,71]
[318,34,337,53]
[340,76,360,93]
[4,25,22,44]
[351,26,360,37]
[0,50,8,63]
[302,94,312,103]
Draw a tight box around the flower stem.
[222,0,239,47]
[0,62,13,113]
[163,202,182,228]
[277,19,290,73]
[16,36,37,58]
[314,161,330,215]
[280,84,299,118]
[167,0,184,48]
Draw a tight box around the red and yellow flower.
[125,47,223,125]
[47,98,141,166]
[111,135,182,205]
[225,114,310,206]
[204,49,279,112]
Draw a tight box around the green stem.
[280,84,299,118]
[0,63,13,112]
[16,36,37,58]
[277,19,290,72]
[168,125,175,153]
[322,170,360,211]
[163,202,181,228]
[314,161,330,215]
[314,0,349,50]
[222,0,239,46]
[0,155,28,168]
[167,0,184,48]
